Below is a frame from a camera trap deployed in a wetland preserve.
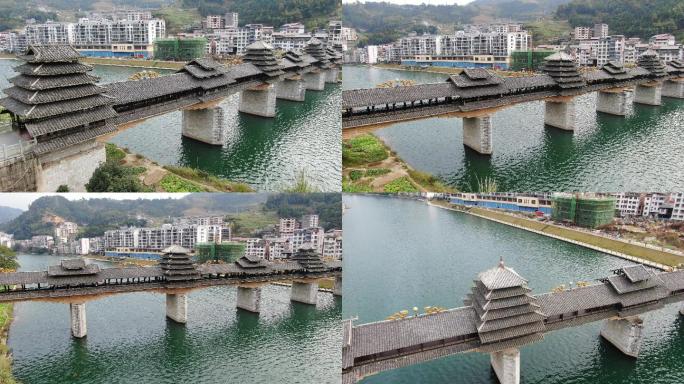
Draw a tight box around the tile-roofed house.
[159,245,201,281]
[47,258,101,276]
[449,69,503,88]
[637,50,668,77]
[0,44,118,153]
[600,61,632,81]
[236,254,269,269]
[242,41,284,79]
[464,259,546,349]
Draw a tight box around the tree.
[85,161,144,192]
[56,185,69,192]
[0,246,19,271]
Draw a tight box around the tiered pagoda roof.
[601,61,631,80]
[159,245,201,281]
[542,52,586,90]
[325,45,343,65]
[291,243,327,272]
[464,259,546,351]
[449,69,503,88]
[243,41,284,78]
[236,254,269,269]
[305,38,331,69]
[47,258,101,277]
[0,45,118,155]
[637,50,668,77]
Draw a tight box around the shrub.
[159,174,205,192]
[342,134,388,166]
[86,161,144,192]
[365,168,391,177]
[383,177,419,193]
[342,181,373,193]
[56,185,69,192]
[349,170,364,181]
[105,143,126,162]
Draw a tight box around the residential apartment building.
[31,235,54,249]
[301,214,320,229]
[54,222,78,244]
[104,223,225,251]
[322,230,342,259]
[225,12,239,28]
[0,232,13,248]
[26,21,74,45]
[279,218,298,237]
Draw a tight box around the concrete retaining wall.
[36,140,105,192]
[0,156,37,191]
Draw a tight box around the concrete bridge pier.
[325,68,340,84]
[462,115,493,155]
[239,83,277,117]
[166,293,188,324]
[596,90,628,116]
[333,276,342,296]
[490,348,520,384]
[291,281,319,305]
[182,106,226,145]
[303,71,326,91]
[600,316,643,357]
[36,139,106,192]
[236,286,262,313]
[661,79,684,99]
[276,78,306,102]
[544,99,576,131]
[633,83,662,106]
[70,303,87,338]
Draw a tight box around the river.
[0,59,341,192]
[342,194,684,384]
[8,254,341,384]
[343,65,684,192]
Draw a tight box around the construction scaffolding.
[196,242,245,263]
[552,194,616,228]
[510,51,555,72]
[153,38,207,61]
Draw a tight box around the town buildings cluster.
[344,22,683,70]
[0,9,342,60]
[243,215,343,260]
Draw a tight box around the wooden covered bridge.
[342,260,684,384]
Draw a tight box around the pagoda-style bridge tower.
[0,245,342,339]
[0,41,342,191]
[342,260,684,384]
[342,51,684,155]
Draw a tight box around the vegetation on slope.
[342,134,389,167]
[264,193,342,230]
[556,0,684,41]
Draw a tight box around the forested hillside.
[264,193,341,230]
[556,0,684,41]
[0,206,23,225]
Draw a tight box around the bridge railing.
[0,138,36,166]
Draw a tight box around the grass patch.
[365,168,391,177]
[342,180,374,193]
[470,207,684,268]
[159,174,206,192]
[407,169,455,193]
[164,166,253,192]
[153,7,201,35]
[342,134,388,167]
[383,177,419,193]
[227,210,279,237]
[105,143,126,162]
[0,303,17,384]
[349,170,364,181]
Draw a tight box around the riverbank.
[86,254,157,267]
[342,134,454,193]
[0,303,17,384]
[104,143,253,192]
[429,200,684,270]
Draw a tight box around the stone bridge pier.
[236,285,262,313]
[166,293,188,324]
[70,302,87,338]
[36,140,106,192]
[276,77,306,102]
[490,348,520,384]
[544,97,576,131]
[462,115,493,155]
[333,276,342,296]
[182,104,226,145]
[600,316,643,357]
[291,280,319,305]
[633,83,662,106]
[597,89,629,116]
[239,83,277,117]
[325,68,340,84]
[303,71,326,91]
[662,79,684,99]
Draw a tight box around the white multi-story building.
[54,222,78,244]
[322,230,342,259]
[612,193,641,217]
[0,232,13,248]
[104,222,226,251]
[301,214,320,229]
[26,21,74,45]
[292,227,325,254]
[279,218,298,237]
[594,24,609,39]
[206,15,224,29]
[245,238,267,259]
[650,34,676,46]
[578,35,625,66]
[31,235,54,249]
[574,26,593,40]
[365,45,378,64]
[225,12,239,28]
[672,193,684,221]
[327,20,342,46]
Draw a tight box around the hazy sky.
[0,193,189,211]
[342,0,475,5]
